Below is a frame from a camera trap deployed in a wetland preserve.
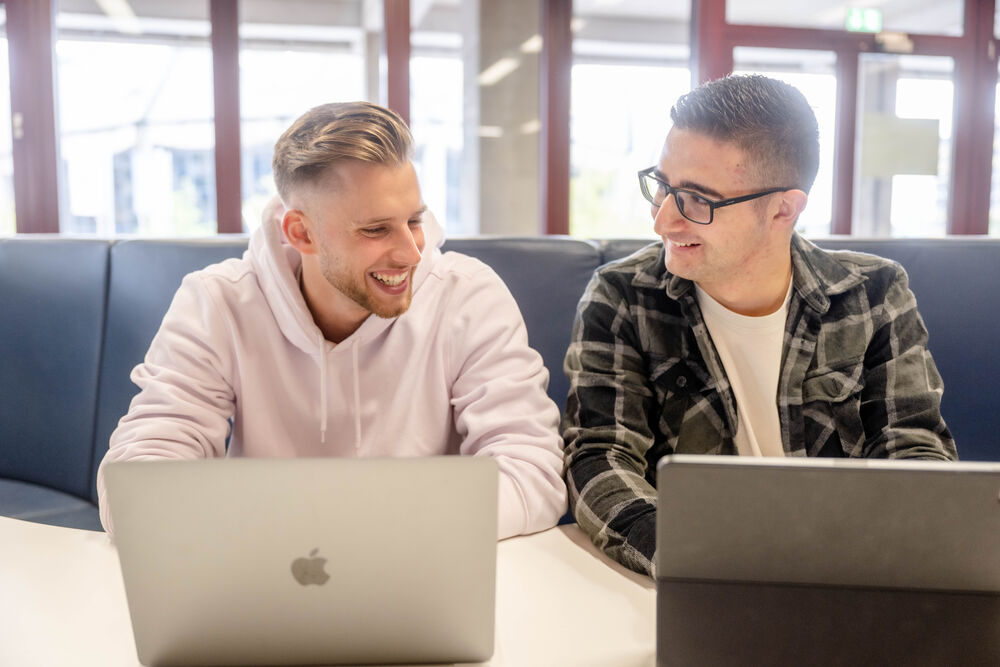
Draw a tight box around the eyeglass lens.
[642,173,711,223]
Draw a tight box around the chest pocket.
[649,356,706,398]
[801,358,866,456]
[645,356,721,475]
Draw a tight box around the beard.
[317,251,413,320]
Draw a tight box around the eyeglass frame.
[637,166,794,225]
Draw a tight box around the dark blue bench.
[2,235,997,531]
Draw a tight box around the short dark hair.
[670,74,819,193]
[272,101,413,201]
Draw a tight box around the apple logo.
[290,548,330,586]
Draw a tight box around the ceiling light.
[478,57,520,87]
[520,35,543,54]
[96,0,142,35]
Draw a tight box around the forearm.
[496,460,567,539]
[98,351,236,534]
[451,269,567,538]
[861,281,957,460]
[455,357,566,538]
[565,442,657,577]
[860,347,956,461]
[562,273,661,577]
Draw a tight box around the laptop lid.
[655,455,1000,592]
[654,455,1000,666]
[105,456,498,667]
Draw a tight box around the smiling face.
[284,160,426,342]
[652,127,803,315]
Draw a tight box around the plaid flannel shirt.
[562,233,957,578]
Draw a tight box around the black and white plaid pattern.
[562,233,957,578]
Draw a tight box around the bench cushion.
[0,238,109,500]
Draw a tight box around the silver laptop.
[104,456,498,666]
[655,455,1000,666]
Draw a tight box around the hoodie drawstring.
[317,335,361,450]
[319,333,328,444]
[352,343,361,451]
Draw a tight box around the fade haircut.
[670,74,819,193]
[272,101,413,201]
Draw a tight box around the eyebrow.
[653,169,724,200]
[356,205,428,227]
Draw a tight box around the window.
[734,48,837,238]
[728,1,965,37]
[56,2,215,235]
[854,54,954,237]
[570,1,690,238]
[0,7,13,236]
[238,0,374,232]
[988,67,1000,236]
[411,4,464,235]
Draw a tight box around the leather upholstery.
[1,235,997,530]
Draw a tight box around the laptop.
[655,455,1000,666]
[104,456,498,666]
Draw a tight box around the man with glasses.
[562,74,956,578]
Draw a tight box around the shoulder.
[425,251,515,300]
[186,255,256,286]
[794,236,909,306]
[585,242,672,310]
[595,242,663,282]
[165,257,267,323]
[823,247,903,277]
[819,248,909,304]
[409,251,520,326]
[433,250,498,278]
[409,252,528,349]
[181,256,260,297]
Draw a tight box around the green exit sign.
[846,8,883,33]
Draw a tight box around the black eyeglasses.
[638,167,793,225]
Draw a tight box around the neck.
[299,262,367,344]
[699,253,793,317]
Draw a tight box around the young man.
[97,101,566,538]
[562,75,956,578]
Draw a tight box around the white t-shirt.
[695,283,793,457]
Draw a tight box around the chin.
[370,297,412,319]
[665,258,692,280]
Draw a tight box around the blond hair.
[272,101,413,200]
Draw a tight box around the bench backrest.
[1,235,997,506]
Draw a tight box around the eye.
[682,190,712,207]
[408,218,423,227]
[691,190,711,204]
[361,226,387,237]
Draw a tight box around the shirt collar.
[635,233,867,315]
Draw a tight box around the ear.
[282,209,318,256]
[771,189,808,231]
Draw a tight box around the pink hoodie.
[97,211,567,538]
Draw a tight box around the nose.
[392,224,424,266]
[652,192,684,237]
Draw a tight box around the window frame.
[4,0,998,236]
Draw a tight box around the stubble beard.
[318,253,413,320]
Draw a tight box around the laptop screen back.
[653,455,1000,666]
[656,455,1000,593]
[105,456,498,666]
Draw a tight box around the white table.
[0,516,655,666]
